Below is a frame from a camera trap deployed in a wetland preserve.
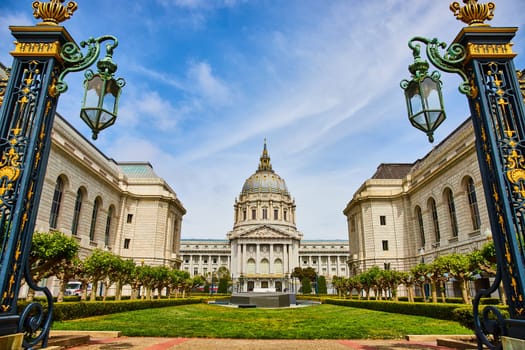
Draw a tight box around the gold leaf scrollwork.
[0,136,21,197]
[506,149,525,199]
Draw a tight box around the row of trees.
[30,231,206,302]
[332,241,497,304]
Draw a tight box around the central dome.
[241,141,289,196]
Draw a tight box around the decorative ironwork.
[0,58,59,348]
[57,35,120,94]
[465,58,525,350]
[450,0,495,26]
[32,0,78,26]
[407,37,471,96]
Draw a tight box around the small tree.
[30,231,79,302]
[317,275,327,294]
[84,249,115,301]
[218,277,229,294]
[301,278,312,294]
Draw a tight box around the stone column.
[284,244,289,274]
[241,243,247,274]
[256,244,260,274]
[269,243,274,274]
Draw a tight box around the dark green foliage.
[301,278,312,294]
[317,276,327,294]
[218,278,229,294]
[21,298,205,321]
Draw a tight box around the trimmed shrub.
[19,297,205,322]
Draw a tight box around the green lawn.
[52,303,473,339]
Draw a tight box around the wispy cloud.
[1,0,524,240]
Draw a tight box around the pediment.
[237,225,296,239]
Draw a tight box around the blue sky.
[1,0,525,240]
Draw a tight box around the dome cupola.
[241,140,289,196]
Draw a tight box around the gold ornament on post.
[32,0,78,26]
[450,0,495,26]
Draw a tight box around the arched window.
[445,188,459,237]
[104,205,114,247]
[274,258,283,274]
[89,197,101,241]
[415,206,425,247]
[247,258,256,274]
[71,188,84,235]
[49,177,64,229]
[465,177,481,231]
[260,258,269,274]
[428,198,440,243]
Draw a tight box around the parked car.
[65,281,91,296]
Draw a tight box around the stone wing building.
[343,118,491,296]
[34,115,186,267]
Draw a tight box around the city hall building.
[179,143,350,292]
[3,62,516,298]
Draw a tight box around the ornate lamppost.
[400,1,524,348]
[0,1,124,348]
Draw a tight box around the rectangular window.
[262,208,268,219]
[274,209,278,220]
[123,238,131,249]
[127,214,133,223]
[384,262,391,270]
[251,209,256,220]
[243,210,247,221]
[380,215,386,225]
[382,240,389,251]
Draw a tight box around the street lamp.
[79,41,125,140]
[0,1,125,348]
[400,1,524,348]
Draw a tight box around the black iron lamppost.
[401,1,524,348]
[0,1,124,348]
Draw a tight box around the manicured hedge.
[322,297,508,331]
[324,298,460,320]
[19,297,206,322]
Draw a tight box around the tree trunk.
[57,279,66,303]
[102,281,109,301]
[116,281,122,301]
[431,281,438,303]
[26,288,35,302]
[499,285,507,305]
[90,280,98,301]
[460,280,471,304]
[407,285,414,303]
[440,281,446,303]
[419,285,426,302]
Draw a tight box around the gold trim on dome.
[32,0,78,26]
[450,0,495,26]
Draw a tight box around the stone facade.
[343,118,491,296]
[35,115,186,268]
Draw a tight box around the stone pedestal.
[0,333,23,350]
[503,336,525,350]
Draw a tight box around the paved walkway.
[59,336,467,350]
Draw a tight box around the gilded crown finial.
[32,0,78,26]
[450,0,495,26]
